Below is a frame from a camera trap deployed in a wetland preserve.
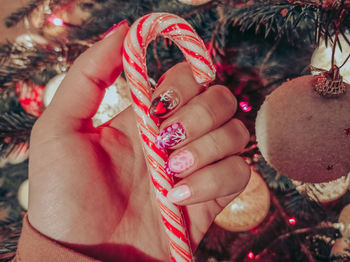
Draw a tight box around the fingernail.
[103,20,129,39]
[167,185,191,203]
[150,90,180,117]
[155,122,186,150]
[166,150,194,176]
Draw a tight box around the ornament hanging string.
[122,13,215,262]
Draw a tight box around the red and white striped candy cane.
[122,13,215,262]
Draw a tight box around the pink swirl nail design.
[155,122,186,149]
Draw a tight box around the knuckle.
[212,85,237,113]
[206,131,224,156]
[231,119,250,147]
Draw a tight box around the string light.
[288,218,296,225]
[247,251,255,259]
[239,101,252,112]
[48,16,64,26]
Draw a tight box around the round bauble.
[256,75,350,183]
[16,81,45,117]
[339,204,350,238]
[17,179,29,210]
[214,169,270,232]
[0,142,29,168]
[177,0,212,5]
[311,33,350,84]
[43,73,66,107]
[92,76,131,127]
[293,173,350,203]
[44,74,131,126]
[330,237,350,259]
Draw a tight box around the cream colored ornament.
[311,33,350,84]
[330,237,350,258]
[214,169,270,232]
[17,179,29,210]
[339,204,350,238]
[43,73,66,107]
[293,173,350,203]
[177,0,212,5]
[0,142,29,168]
[15,34,48,49]
[92,76,131,127]
[44,74,131,126]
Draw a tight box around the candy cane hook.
[122,13,215,262]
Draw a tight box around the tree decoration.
[214,169,270,232]
[338,204,350,238]
[292,174,350,203]
[17,179,29,210]
[0,142,29,168]
[177,0,212,5]
[256,74,350,183]
[311,33,350,85]
[43,74,131,126]
[16,81,45,117]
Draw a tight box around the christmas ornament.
[311,33,350,84]
[15,34,48,49]
[330,237,350,259]
[17,179,29,210]
[43,74,131,126]
[43,73,66,107]
[292,173,350,203]
[92,76,131,126]
[255,75,350,183]
[0,142,29,168]
[123,13,215,262]
[214,169,270,232]
[339,204,350,238]
[177,0,212,5]
[16,81,45,117]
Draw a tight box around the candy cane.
[122,13,215,262]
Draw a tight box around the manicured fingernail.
[167,185,191,203]
[166,150,194,176]
[103,20,129,39]
[155,122,186,150]
[150,90,180,117]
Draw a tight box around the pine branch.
[4,0,45,28]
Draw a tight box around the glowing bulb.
[247,251,255,259]
[239,101,252,112]
[48,16,64,26]
[288,218,296,225]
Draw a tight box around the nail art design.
[155,122,186,150]
[167,185,191,203]
[166,150,194,176]
[150,90,180,117]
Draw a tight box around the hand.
[27,22,250,261]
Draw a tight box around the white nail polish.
[167,185,191,203]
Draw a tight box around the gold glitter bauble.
[177,0,212,5]
[339,204,350,238]
[293,174,350,203]
[214,169,270,232]
[311,33,350,84]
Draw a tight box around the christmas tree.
[0,0,350,261]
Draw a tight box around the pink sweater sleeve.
[12,215,100,262]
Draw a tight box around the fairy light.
[239,101,252,112]
[288,218,296,225]
[48,16,64,26]
[247,251,255,259]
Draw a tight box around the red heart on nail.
[154,101,167,114]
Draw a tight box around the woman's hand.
[27,22,250,261]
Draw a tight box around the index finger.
[47,22,129,127]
